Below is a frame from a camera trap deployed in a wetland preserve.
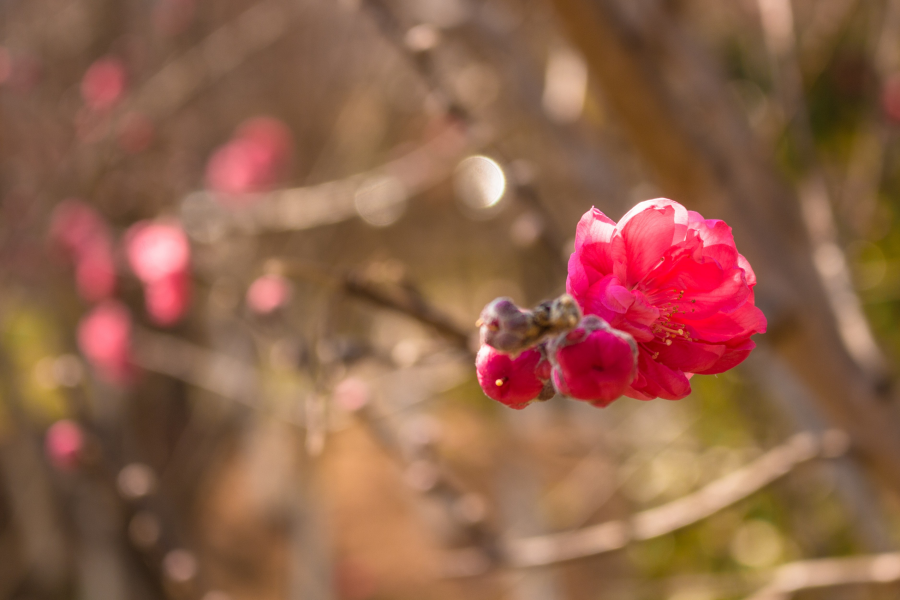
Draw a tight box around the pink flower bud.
[246,274,292,314]
[81,57,126,111]
[77,300,134,385]
[45,419,84,471]
[549,316,637,407]
[475,345,548,409]
[478,297,532,353]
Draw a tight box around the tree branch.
[491,430,850,569]
[744,552,900,600]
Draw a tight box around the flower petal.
[624,347,692,400]
[617,199,689,286]
[695,339,756,374]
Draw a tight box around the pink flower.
[125,221,190,283]
[145,271,191,326]
[475,345,550,409]
[567,199,766,400]
[205,117,293,202]
[81,57,126,111]
[125,221,191,325]
[49,199,116,301]
[77,300,134,385]
[549,316,638,407]
[246,274,292,314]
[45,420,84,471]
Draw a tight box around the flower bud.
[475,345,548,409]
[549,315,637,407]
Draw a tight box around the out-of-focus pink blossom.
[475,345,548,409]
[49,199,116,301]
[125,221,191,325]
[334,377,370,412]
[567,199,766,401]
[74,246,116,302]
[549,316,637,407]
[153,0,196,36]
[145,271,191,326]
[882,74,900,124]
[205,117,293,201]
[117,112,155,154]
[125,221,190,283]
[45,419,84,471]
[246,274,292,314]
[50,199,108,258]
[4,53,41,93]
[81,57,127,111]
[77,301,134,385]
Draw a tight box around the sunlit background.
[3,0,900,599]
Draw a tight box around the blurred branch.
[743,552,900,600]
[276,259,473,352]
[132,328,263,410]
[747,345,896,551]
[496,430,849,569]
[181,121,479,239]
[131,0,301,119]
[361,0,574,269]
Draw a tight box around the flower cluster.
[50,200,194,386]
[475,199,766,408]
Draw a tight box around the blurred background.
[4,0,900,598]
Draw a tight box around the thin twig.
[446,430,852,570]
[276,259,473,351]
[744,552,900,600]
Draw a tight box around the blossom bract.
[475,345,548,409]
[549,316,638,407]
[566,199,766,400]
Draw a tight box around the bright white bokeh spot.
[542,46,587,123]
[354,175,408,227]
[453,155,506,210]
